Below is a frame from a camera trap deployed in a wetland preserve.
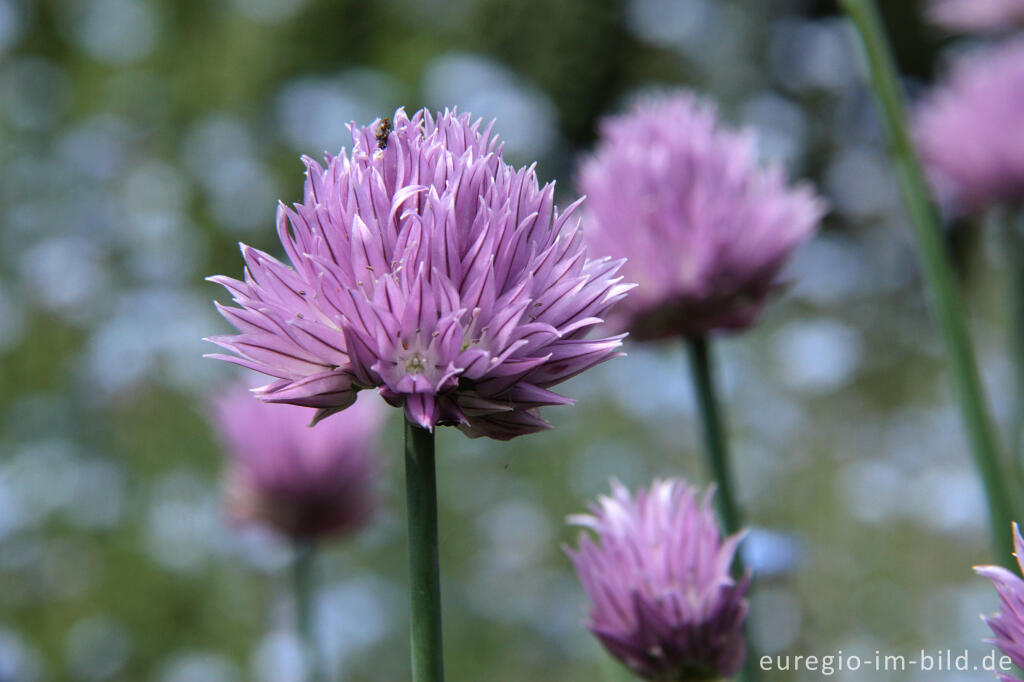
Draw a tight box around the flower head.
[929,0,1024,32]
[214,389,383,540]
[914,40,1024,213]
[578,93,824,340]
[566,479,748,681]
[976,523,1024,682]
[207,108,631,439]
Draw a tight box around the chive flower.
[214,389,383,540]
[207,108,631,439]
[915,39,1024,213]
[566,479,749,681]
[928,0,1024,32]
[578,93,825,340]
[976,523,1024,682]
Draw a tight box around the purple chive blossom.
[929,0,1024,32]
[976,524,1024,682]
[214,389,383,540]
[566,479,749,682]
[207,108,631,440]
[578,93,825,341]
[914,40,1024,214]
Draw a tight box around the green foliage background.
[1,0,1012,680]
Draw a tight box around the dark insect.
[375,117,392,150]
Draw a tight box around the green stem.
[687,338,744,538]
[998,206,1024,493]
[840,0,1016,567]
[404,418,444,682]
[293,541,325,682]
[686,337,758,682]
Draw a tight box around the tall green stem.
[840,0,1016,566]
[293,541,325,682]
[404,418,444,682]
[686,337,757,682]
[687,338,744,539]
[998,207,1024,493]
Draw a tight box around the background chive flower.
[975,523,1024,682]
[208,108,631,440]
[566,479,749,682]
[577,93,825,341]
[914,40,1024,214]
[928,0,1024,32]
[213,388,383,540]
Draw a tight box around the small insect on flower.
[375,117,392,150]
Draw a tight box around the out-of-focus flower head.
[566,479,749,681]
[976,523,1024,682]
[213,388,384,540]
[578,93,824,340]
[207,108,632,440]
[915,40,1024,214]
[929,0,1024,33]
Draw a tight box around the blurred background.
[0,0,1014,680]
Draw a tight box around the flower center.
[405,352,427,374]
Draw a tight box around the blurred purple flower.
[929,0,1024,32]
[578,93,824,340]
[214,389,384,540]
[915,40,1024,213]
[976,523,1024,682]
[207,108,631,439]
[566,479,749,681]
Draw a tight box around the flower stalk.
[293,541,325,682]
[840,0,1016,567]
[404,418,444,682]
[996,206,1024,492]
[686,337,758,682]
[687,338,743,540]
